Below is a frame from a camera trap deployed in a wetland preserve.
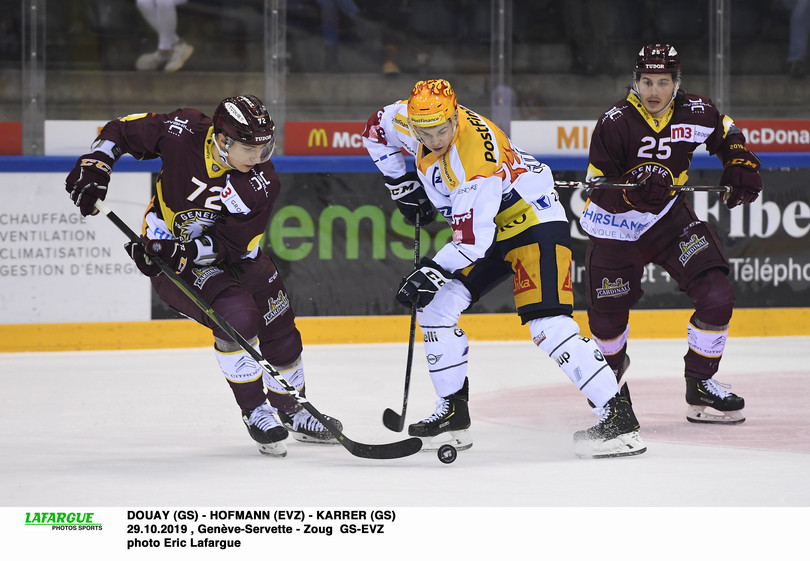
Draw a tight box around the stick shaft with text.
[553,180,732,193]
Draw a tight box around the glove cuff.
[90,139,122,162]
[722,145,761,172]
[419,257,451,278]
[77,152,114,176]
[384,171,421,200]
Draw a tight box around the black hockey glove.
[720,149,762,209]
[385,171,436,226]
[623,170,673,212]
[396,258,452,309]
[124,241,162,277]
[65,152,114,216]
[143,235,219,274]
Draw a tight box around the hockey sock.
[215,337,263,384]
[227,378,266,411]
[684,316,728,378]
[593,325,630,373]
[215,336,266,410]
[265,357,306,414]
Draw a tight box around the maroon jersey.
[98,108,281,263]
[584,91,744,217]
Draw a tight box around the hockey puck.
[437,444,457,464]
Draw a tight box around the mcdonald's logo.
[308,128,328,148]
[285,121,368,155]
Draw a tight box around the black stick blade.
[344,436,422,459]
[382,408,405,432]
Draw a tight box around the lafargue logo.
[25,511,103,531]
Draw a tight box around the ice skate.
[408,378,472,452]
[242,402,289,457]
[685,376,745,424]
[278,407,343,444]
[574,393,647,459]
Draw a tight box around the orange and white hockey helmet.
[407,79,458,128]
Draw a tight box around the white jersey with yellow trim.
[363,102,568,273]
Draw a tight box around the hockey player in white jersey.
[362,79,646,458]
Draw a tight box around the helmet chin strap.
[212,131,235,169]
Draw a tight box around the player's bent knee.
[587,308,629,342]
[259,326,303,367]
[417,279,470,326]
[687,268,734,325]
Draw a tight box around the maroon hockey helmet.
[213,95,275,147]
[634,44,681,75]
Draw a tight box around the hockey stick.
[94,200,422,460]
[382,214,421,432]
[553,180,731,193]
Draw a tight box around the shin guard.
[529,315,618,408]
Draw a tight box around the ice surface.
[2,336,808,557]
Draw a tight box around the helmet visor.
[227,137,275,164]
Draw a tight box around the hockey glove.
[65,152,114,216]
[385,171,436,226]
[124,241,162,277]
[144,236,218,275]
[396,258,452,309]
[720,149,762,209]
[623,170,673,212]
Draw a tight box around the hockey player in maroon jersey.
[363,79,647,458]
[65,95,342,456]
[582,44,763,424]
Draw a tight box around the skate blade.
[574,431,647,459]
[257,441,288,457]
[290,432,340,445]
[686,405,745,424]
[418,430,473,452]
